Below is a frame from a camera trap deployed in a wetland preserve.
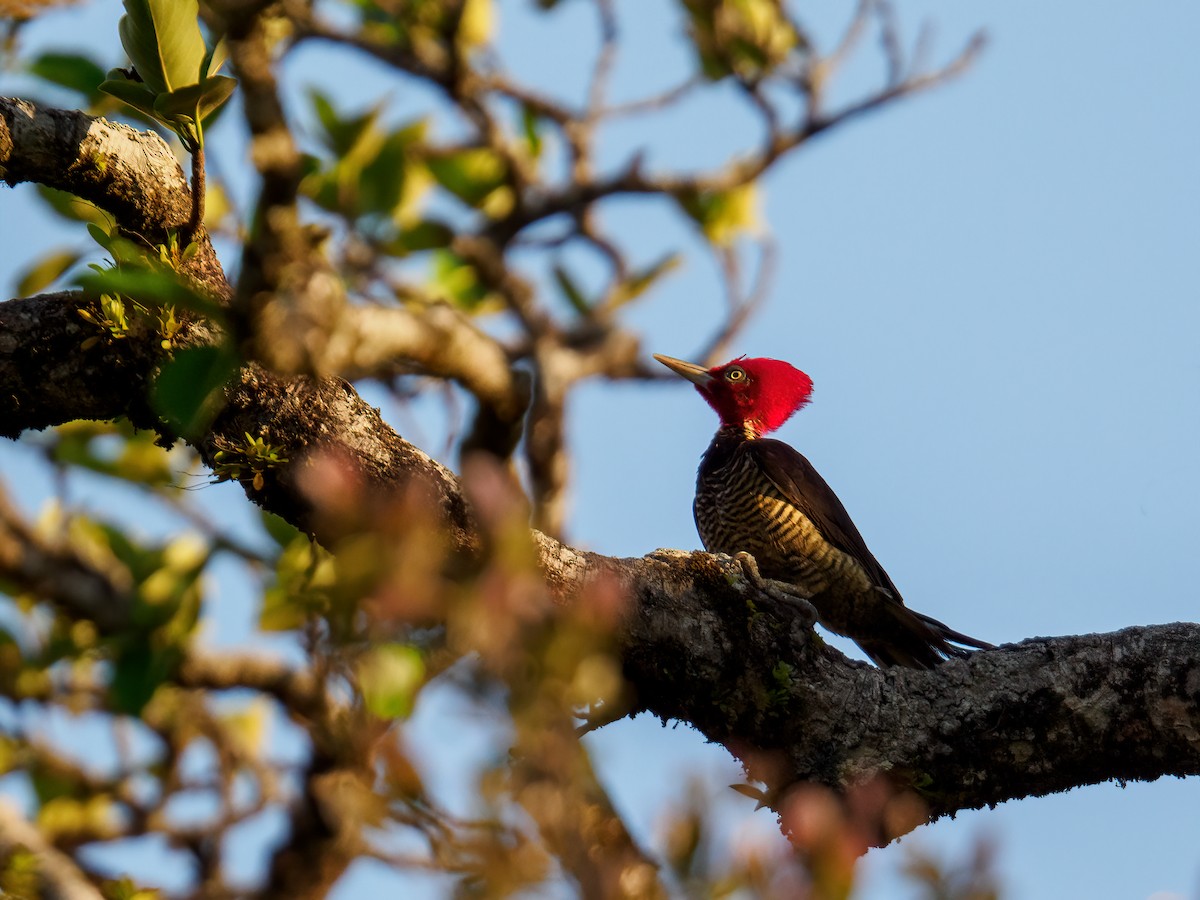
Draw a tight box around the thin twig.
[586,0,619,116]
[184,146,206,246]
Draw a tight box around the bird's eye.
[725,367,746,383]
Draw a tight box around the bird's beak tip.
[654,354,712,386]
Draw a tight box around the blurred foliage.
[681,0,803,81]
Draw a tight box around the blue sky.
[2,1,1199,897]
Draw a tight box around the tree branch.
[0,98,225,289]
[5,285,1195,839]
[0,802,104,900]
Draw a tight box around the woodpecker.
[655,353,991,668]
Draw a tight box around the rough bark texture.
[3,98,1200,850]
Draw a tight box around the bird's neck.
[718,421,763,441]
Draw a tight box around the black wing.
[746,438,993,660]
[744,438,904,602]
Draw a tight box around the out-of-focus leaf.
[676,182,761,245]
[729,782,770,808]
[30,771,77,805]
[259,587,307,633]
[682,0,800,81]
[427,147,511,215]
[457,0,493,50]
[110,641,181,715]
[100,876,160,900]
[388,219,453,254]
[77,265,226,323]
[608,252,681,309]
[520,103,543,159]
[304,99,431,225]
[51,420,178,487]
[35,186,113,227]
[553,264,591,314]
[219,698,269,758]
[309,89,386,158]
[27,51,106,99]
[260,537,336,632]
[151,344,238,440]
[260,510,302,550]
[38,794,118,841]
[358,643,425,719]
[430,249,502,313]
[202,179,232,231]
[358,131,422,220]
[15,249,81,296]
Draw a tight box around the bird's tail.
[916,610,995,655]
[859,603,994,669]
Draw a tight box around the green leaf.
[117,0,207,95]
[683,0,799,82]
[388,219,453,254]
[98,76,160,119]
[110,642,181,715]
[52,421,177,487]
[86,222,112,250]
[152,86,201,149]
[35,187,113,227]
[196,74,236,120]
[676,182,761,246]
[28,52,106,99]
[259,586,308,632]
[520,103,543,158]
[430,250,501,313]
[15,249,81,296]
[155,75,236,128]
[728,782,771,809]
[427,148,509,210]
[357,132,413,217]
[308,89,386,158]
[552,264,591,314]
[358,644,425,719]
[260,510,302,549]
[608,252,682,309]
[260,538,335,632]
[151,344,238,440]
[201,35,228,79]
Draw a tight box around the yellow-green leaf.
[608,252,682,309]
[677,182,762,245]
[358,644,425,719]
[28,51,106,99]
[427,147,509,210]
[118,0,207,95]
[15,249,81,296]
[98,75,160,119]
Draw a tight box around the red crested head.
[654,354,814,437]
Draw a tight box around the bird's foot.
[734,551,818,627]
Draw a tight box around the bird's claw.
[734,551,818,627]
